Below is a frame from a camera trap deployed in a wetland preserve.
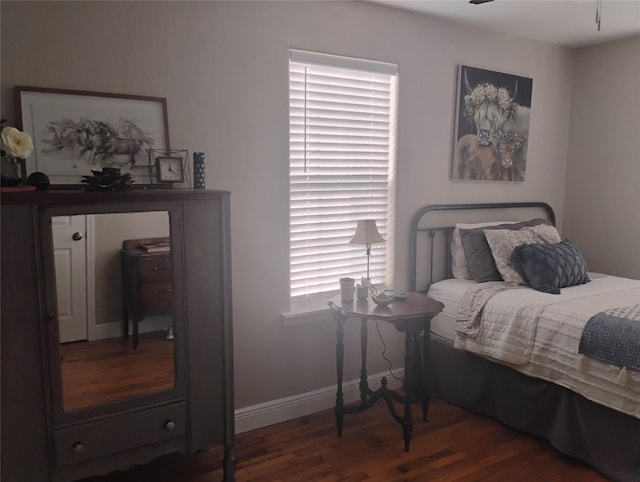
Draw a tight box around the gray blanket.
[579,304,640,370]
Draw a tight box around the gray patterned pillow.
[451,221,512,279]
[510,239,590,294]
[460,219,551,282]
[483,225,562,285]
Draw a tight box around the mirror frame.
[39,201,187,426]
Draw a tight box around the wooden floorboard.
[82,394,609,481]
[61,332,174,410]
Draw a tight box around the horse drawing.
[76,119,107,164]
[73,119,151,167]
[41,119,79,153]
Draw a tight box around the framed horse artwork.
[16,86,170,186]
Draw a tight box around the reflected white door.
[53,215,88,343]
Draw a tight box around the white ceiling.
[369,0,640,47]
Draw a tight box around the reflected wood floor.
[61,332,174,410]
[82,394,607,481]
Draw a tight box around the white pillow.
[483,224,561,285]
[451,221,514,279]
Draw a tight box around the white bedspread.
[454,274,640,419]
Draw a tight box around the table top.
[122,237,171,257]
[329,291,444,322]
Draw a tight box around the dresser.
[1,189,235,481]
[121,237,173,349]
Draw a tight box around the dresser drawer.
[139,280,173,303]
[53,402,186,467]
[137,255,172,281]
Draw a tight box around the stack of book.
[140,242,170,253]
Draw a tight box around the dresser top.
[1,188,230,206]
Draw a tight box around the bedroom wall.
[94,212,169,326]
[563,36,640,279]
[1,1,574,413]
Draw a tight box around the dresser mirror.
[50,210,177,412]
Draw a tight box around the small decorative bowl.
[372,293,393,307]
[27,172,50,191]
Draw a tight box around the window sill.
[281,306,332,326]
[281,292,337,326]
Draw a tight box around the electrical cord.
[374,320,404,383]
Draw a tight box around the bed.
[409,202,640,482]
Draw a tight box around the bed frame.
[409,201,555,292]
[410,202,639,481]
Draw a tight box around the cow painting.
[456,131,525,182]
[452,65,533,182]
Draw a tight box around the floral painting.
[452,65,533,182]
[18,87,169,184]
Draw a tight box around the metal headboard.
[409,202,556,292]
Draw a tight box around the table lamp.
[349,219,385,280]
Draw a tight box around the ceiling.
[369,0,640,48]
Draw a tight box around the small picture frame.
[149,149,190,188]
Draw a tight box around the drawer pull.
[152,266,172,271]
[73,442,85,453]
[164,420,176,430]
[152,288,173,294]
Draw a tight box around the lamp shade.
[349,219,385,246]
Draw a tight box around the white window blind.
[289,50,397,298]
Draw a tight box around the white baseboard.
[234,368,405,434]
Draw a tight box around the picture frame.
[16,86,170,186]
[452,65,533,182]
[148,148,190,188]
[155,156,185,183]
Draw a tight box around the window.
[289,50,398,299]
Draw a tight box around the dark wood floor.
[61,332,174,410]
[83,395,607,481]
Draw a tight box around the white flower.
[497,87,512,110]
[468,83,515,112]
[1,126,34,159]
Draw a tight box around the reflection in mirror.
[53,211,175,411]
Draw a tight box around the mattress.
[427,275,640,419]
[427,278,475,341]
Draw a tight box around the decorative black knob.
[165,420,175,430]
[73,442,85,453]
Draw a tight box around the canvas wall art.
[17,86,169,185]
[452,65,533,182]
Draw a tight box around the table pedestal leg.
[328,298,440,452]
[123,306,129,337]
[405,328,430,422]
[359,318,368,403]
[133,316,140,349]
[403,329,416,452]
[421,328,431,422]
[335,317,345,437]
